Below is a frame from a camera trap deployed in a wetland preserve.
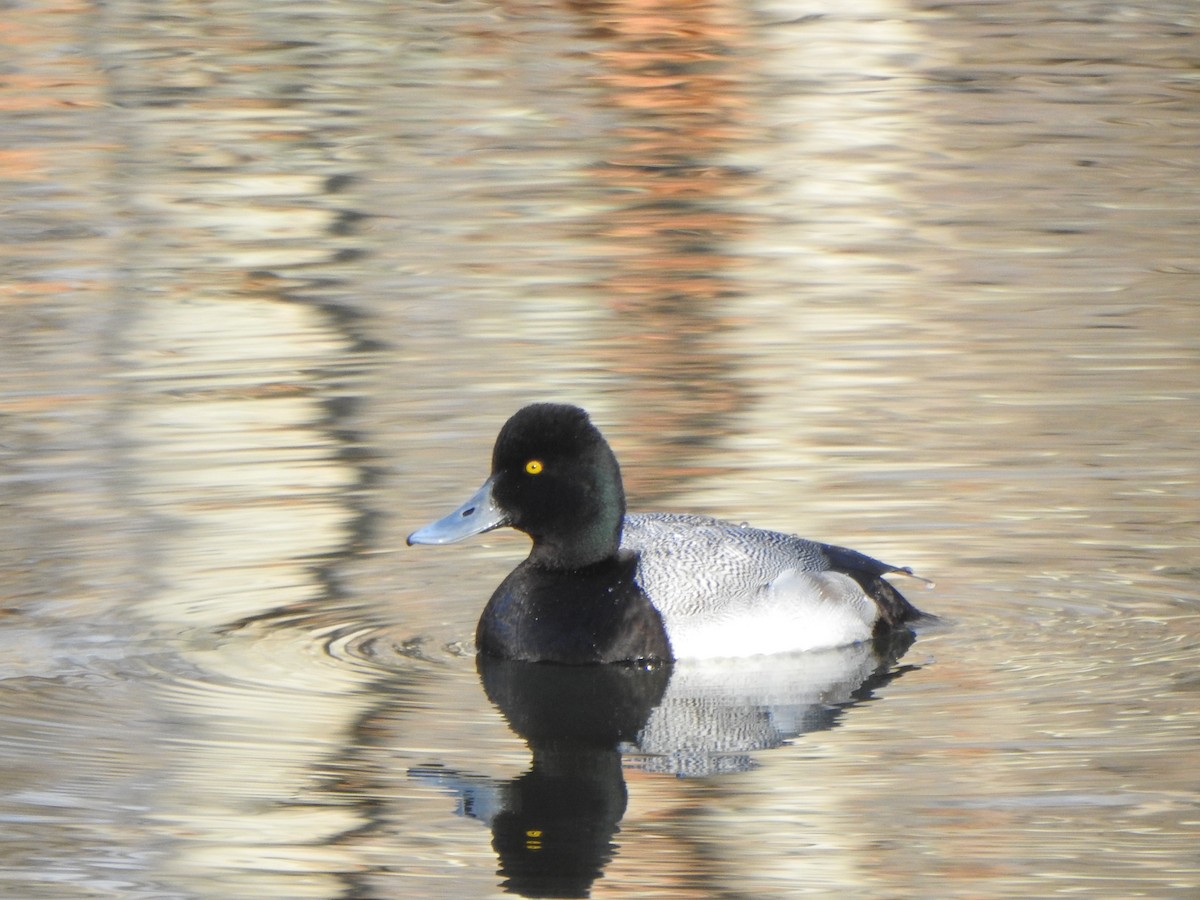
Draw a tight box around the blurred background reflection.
[1,0,1197,896]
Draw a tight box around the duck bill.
[407,476,508,545]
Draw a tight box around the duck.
[408,403,927,665]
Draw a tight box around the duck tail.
[855,572,923,628]
[820,543,931,627]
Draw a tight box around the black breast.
[476,552,671,664]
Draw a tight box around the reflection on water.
[1,0,1198,897]
[412,637,913,898]
[419,659,670,898]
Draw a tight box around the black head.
[490,404,626,570]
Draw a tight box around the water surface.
[1,0,1198,897]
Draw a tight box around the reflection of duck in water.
[412,660,669,899]
[624,631,914,777]
[411,640,916,897]
[409,403,929,664]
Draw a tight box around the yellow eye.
[525,459,544,475]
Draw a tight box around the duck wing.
[621,513,921,658]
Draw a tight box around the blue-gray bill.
[407,476,508,545]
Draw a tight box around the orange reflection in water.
[565,0,765,497]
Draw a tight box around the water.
[2,0,1198,896]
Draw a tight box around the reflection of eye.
[525,459,544,475]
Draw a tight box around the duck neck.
[530,463,625,571]
[529,522,622,571]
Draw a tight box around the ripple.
[325,624,476,675]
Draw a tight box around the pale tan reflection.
[107,26,385,886]
[119,290,376,894]
[123,296,354,626]
[678,1,948,520]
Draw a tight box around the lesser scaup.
[408,403,926,664]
